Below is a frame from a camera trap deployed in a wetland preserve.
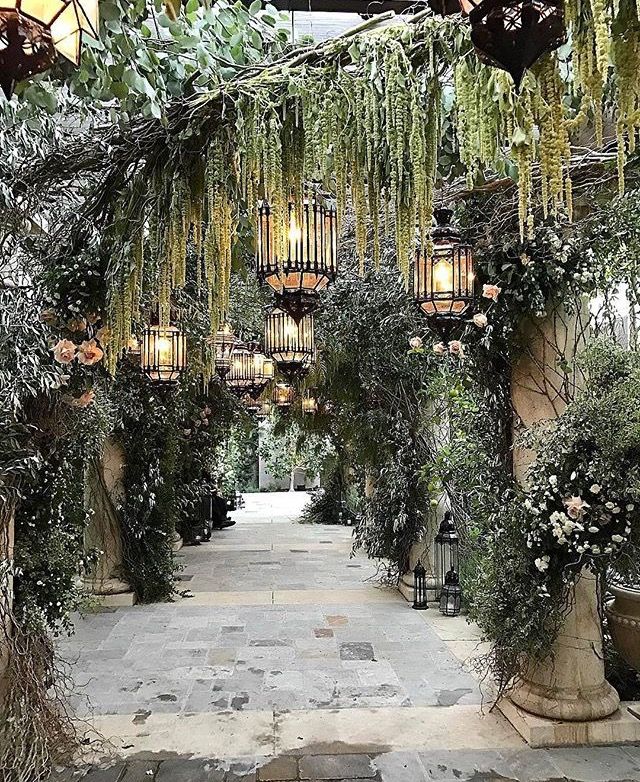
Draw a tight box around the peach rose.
[52,339,77,364]
[432,342,447,356]
[409,336,423,350]
[77,339,104,366]
[473,313,488,328]
[482,284,501,302]
[448,340,465,357]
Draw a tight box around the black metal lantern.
[257,193,338,322]
[244,395,273,418]
[141,324,187,384]
[412,559,428,610]
[465,0,566,89]
[434,511,460,600]
[227,342,274,399]
[212,323,236,379]
[0,0,98,97]
[264,306,315,381]
[273,382,295,408]
[439,568,462,617]
[414,208,475,336]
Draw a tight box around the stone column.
[508,302,619,722]
[84,437,136,606]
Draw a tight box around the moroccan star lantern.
[413,208,475,337]
[141,324,187,384]
[264,306,315,382]
[462,0,565,88]
[257,192,338,322]
[0,0,98,97]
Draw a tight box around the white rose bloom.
[588,526,599,534]
[592,545,601,554]
[606,501,615,510]
[612,506,621,514]
[535,556,550,572]
[611,534,625,543]
[626,504,635,512]
[549,476,558,487]
[590,484,602,494]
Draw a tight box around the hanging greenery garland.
[26,5,640,375]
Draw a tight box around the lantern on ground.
[412,560,428,610]
[434,511,460,600]
[439,568,462,616]
[414,208,475,337]
[257,192,338,322]
[212,323,236,379]
[273,382,295,408]
[141,324,187,384]
[0,0,98,97]
[264,306,315,381]
[464,0,565,89]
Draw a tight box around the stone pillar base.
[498,698,640,748]
[84,576,136,607]
[510,674,620,723]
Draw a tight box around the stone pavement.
[52,493,640,782]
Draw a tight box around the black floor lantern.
[439,568,462,616]
[412,560,428,610]
[434,511,460,600]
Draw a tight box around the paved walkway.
[53,494,640,781]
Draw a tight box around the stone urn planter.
[606,585,640,672]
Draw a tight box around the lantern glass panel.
[273,382,294,408]
[141,325,187,383]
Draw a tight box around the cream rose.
[472,313,488,328]
[482,283,501,302]
[52,339,77,364]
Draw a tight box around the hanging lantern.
[439,568,462,617]
[302,388,318,415]
[264,306,315,381]
[464,0,565,89]
[434,511,460,600]
[414,208,475,336]
[227,342,274,399]
[412,560,429,610]
[212,323,236,379]
[0,0,98,97]
[244,396,272,418]
[257,192,338,322]
[141,324,187,384]
[273,382,295,408]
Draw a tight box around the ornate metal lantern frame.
[414,208,475,338]
[412,559,429,610]
[141,324,187,384]
[0,0,98,97]
[227,342,274,399]
[257,192,338,322]
[439,568,462,616]
[273,382,295,408]
[212,323,236,379]
[434,511,460,600]
[264,306,315,382]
